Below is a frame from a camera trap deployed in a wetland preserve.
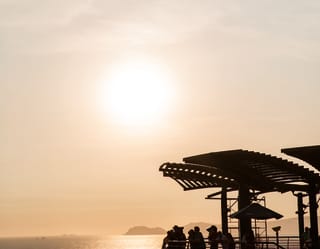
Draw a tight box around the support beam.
[238,184,251,248]
[308,186,319,249]
[295,193,305,249]
[221,187,228,234]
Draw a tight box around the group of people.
[162,224,236,249]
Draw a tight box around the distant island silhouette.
[124,226,166,235]
[124,222,213,235]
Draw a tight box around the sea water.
[0,235,164,249]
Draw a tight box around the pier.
[159,145,320,249]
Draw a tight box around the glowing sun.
[100,59,174,126]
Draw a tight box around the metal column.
[238,184,251,248]
[221,187,228,235]
[308,186,319,249]
[296,193,305,249]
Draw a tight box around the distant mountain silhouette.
[125,222,217,236]
[124,226,166,235]
[125,216,319,236]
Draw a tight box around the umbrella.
[230,203,283,220]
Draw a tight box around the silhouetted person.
[217,231,228,249]
[302,227,312,249]
[173,225,187,249]
[162,230,175,249]
[242,230,255,249]
[207,225,219,249]
[188,229,195,249]
[189,226,205,249]
[194,226,206,249]
[226,233,235,249]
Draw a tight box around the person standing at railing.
[302,227,312,249]
[188,229,196,249]
[162,230,175,249]
[194,226,206,249]
[173,225,187,249]
[207,225,219,249]
[225,233,235,249]
[188,226,206,249]
[242,230,255,249]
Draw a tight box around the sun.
[100,59,174,126]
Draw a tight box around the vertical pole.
[221,187,228,235]
[308,186,319,249]
[275,231,279,249]
[296,193,305,249]
[238,184,251,249]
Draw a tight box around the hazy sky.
[1,0,320,236]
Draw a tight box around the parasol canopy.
[230,203,283,220]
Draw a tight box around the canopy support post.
[221,187,228,235]
[238,184,251,248]
[295,192,305,249]
[308,185,319,249]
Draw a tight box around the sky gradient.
[1,0,320,236]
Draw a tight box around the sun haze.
[99,58,175,127]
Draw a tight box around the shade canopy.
[229,203,283,220]
[160,149,320,196]
[281,145,320,172]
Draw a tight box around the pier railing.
[167,236,300,249]
[254,236,300,249]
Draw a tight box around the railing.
[166,236,300,249]
[256,236,300,249]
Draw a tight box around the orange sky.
[1,0,320,236]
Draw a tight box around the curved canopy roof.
[160,149,320,195]
[281,145,320,172]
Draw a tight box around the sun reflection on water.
[0,235,164,249]
[95,235,163,249]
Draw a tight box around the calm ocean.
[0,235,164,249]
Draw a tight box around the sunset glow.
[1,0,320,238]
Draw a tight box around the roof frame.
[160,149,320,194]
